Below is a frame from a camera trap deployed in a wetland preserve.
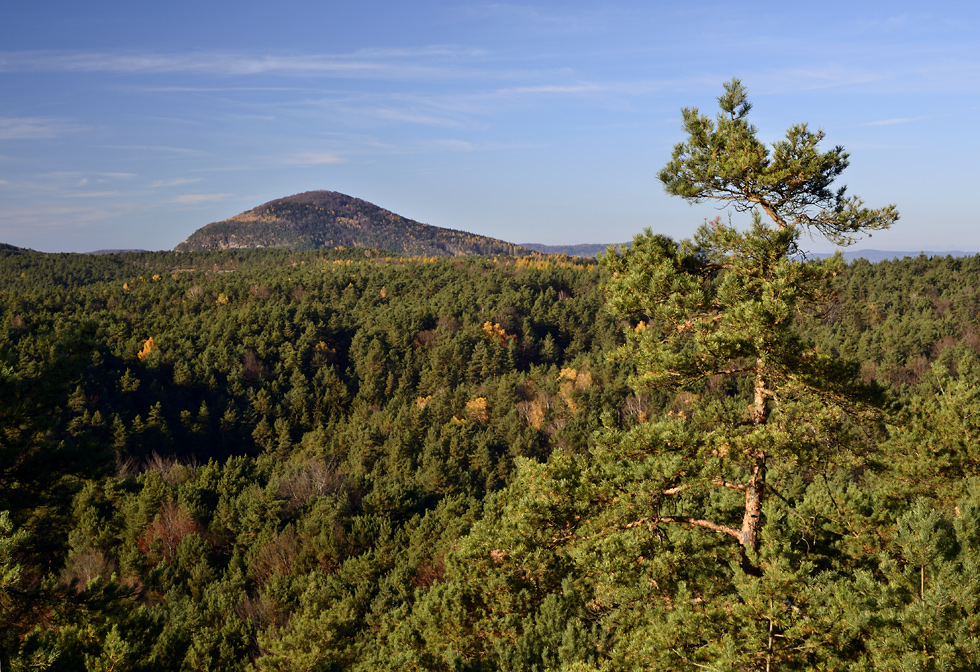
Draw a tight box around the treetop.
[658,78,899,246]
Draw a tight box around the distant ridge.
[811,249,979,262]
[516,244,980,262]
[176,190,532,257]
[87,249,149,255]
[518,244,979,262]
[520,243,628,257]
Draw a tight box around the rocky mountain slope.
[175,190,531,257]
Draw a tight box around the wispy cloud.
[369,108,465,127]
[0,116,84,140]
[69,191,120,198]
[862,116,927,126]
[307,79,657,130]
[0,202,138,233]
[353,45,488,59]
[851,12,917,35]
[126,85,308,93]
[494,84,603,95]
[754,66,889,93]
[174,193,231,204]
[380,137,539,155]
[100,144,210,156]
[150,177,202,188]
[0,205,89,224]
[279,152,345,166]
[749,56,980,97]
[0,49,491,80]
[0,172,137,196]
[427,139,476,152]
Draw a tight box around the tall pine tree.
[600,77,897,574]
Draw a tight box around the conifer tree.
[658,78,899,245]
[600,78,897,573]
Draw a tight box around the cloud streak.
[279,152,345,166]
[0,116,85,140]
[862,116,927,127]
[99,144,211,156]
[174,193,232,204]
[0,49,497,81]
[69,191,120,198]
[150,178,202,188]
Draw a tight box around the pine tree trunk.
[738,460,766,576]
[739,363,769,576]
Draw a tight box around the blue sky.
[1,1,977,253]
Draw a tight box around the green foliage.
[659,78,899,245]
[596,81,894,577]
[1,510,31,661]
[0,245,627,667]
[597,225,881,580]
[361,80,954,671]
[4,115,980,665]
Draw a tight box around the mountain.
[175,190,532,257]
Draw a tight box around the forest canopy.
[2,83,979,671]
[3,241,980,670]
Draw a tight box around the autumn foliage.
[137,336,159,360]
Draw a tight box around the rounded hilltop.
[175,190,531,257]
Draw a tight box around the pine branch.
[625,515,742,541]
[662,479,747,496]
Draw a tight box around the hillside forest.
[4,81,980,670]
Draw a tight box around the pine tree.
[600,78,897,573]
[658,78,898,245]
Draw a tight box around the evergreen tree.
[1,510,30,660]
[658,78,899,245]
[599,78,898,573]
